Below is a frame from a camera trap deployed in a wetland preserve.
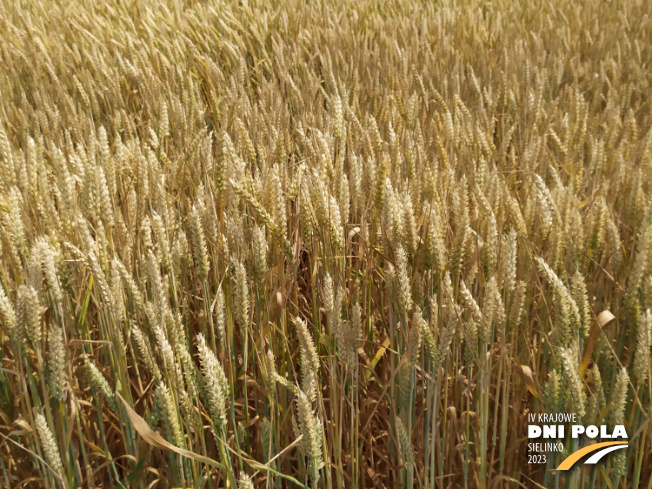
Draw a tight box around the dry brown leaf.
[580,310,616,376]
[117,393,224,470]
[14,418,33,434]
[519,365,540,398]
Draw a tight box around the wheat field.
[0,0,651,487]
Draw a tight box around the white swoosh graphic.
[584,444,627,464]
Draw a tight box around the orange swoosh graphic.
[556,442,628,470]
